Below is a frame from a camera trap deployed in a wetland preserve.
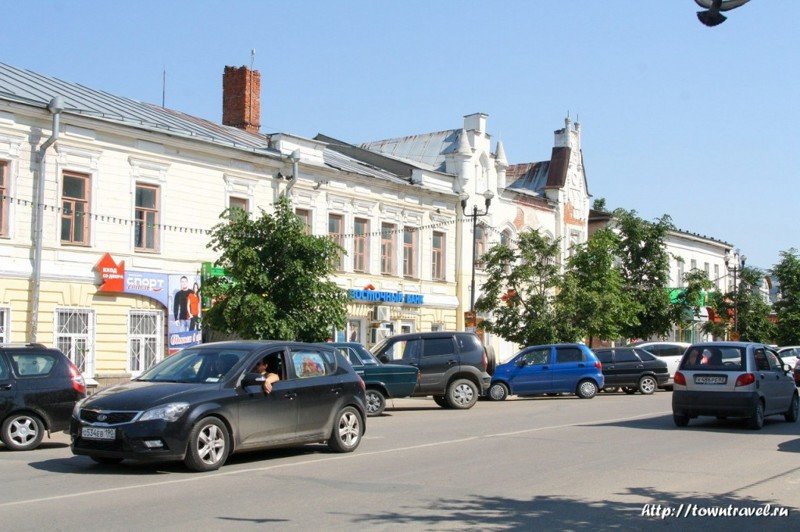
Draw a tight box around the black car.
[371,332,491,409]
[71,341,366,471]
[326,342,419,416]
[1,343,86,451]
[594,347,669,395]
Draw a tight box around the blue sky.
[2,1,797,268]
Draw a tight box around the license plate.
[81,427,116,440]
[695,375,726,385]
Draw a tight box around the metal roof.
[322,148,411,186]
[0,62,278,155]
[359,129,462,172]
[505,161,550,195]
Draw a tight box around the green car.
[327,342,419,416]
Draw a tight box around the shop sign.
[348,288,424,305]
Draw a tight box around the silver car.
[672,342,799,430]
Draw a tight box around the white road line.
[0,410,670,508]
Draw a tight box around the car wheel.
[365,389,386,417]
[576,380,598,399]
[90,456,124,465]
[638,376,657,395]
[432,395,450,408]
[1,413,45,451]
[488,382,508,401]
[673,413,690,427]
[785,394,799,423]
[748,401,765,430]
[622,387,637,395]
[184,417,229,472]
[446,379,479,409]
[327,406,362,453]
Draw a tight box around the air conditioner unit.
[370,327,390,345]
[373,305,391,322]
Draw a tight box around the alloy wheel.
[197,423,226,465]
[337,410,361,448]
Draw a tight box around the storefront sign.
[348,289,424,305]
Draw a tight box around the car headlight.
[72,398,87,419]
[139,403,190,422]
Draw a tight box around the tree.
[772,248,800,345]
[475,229,563,346]
[202,196,348,341]
[556,228,637,346]
[673,268,714,341]
[735,266,775,343]
[613,209,675,341]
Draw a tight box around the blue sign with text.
[348,289,424,305]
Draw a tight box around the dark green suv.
[371,332,491,409]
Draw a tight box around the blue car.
[487,344,604,401]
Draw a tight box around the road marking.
[0,410,670,508]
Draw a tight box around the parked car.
[777,346,800,370]
[71,341,366,471]
[325,342,419,416]
[629,341,690,388]
[794,359,800,386]
[672,342,799,429]
[371,331,491,409]
[487,344,604,401]
[0,343,86,451]
[594,347,669,394]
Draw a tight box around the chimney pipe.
[222,66,261,133]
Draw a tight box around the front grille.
[80,409,139,425]
[75,438,128,452]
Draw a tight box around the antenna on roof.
[162,68,166,108]
[250,48,255,70]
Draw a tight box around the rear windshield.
[680,346,745,371]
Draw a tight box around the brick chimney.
[222,66,261,133]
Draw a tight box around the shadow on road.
[346,487,799,530]
[778,438,800,453]
[585,414,799,435]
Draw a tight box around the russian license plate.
[695,375,726,385]
[81,427,116,440]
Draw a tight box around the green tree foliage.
[772,248,800,345]
[556,228,636,346]
[613,209,675,341]
[203,196,348,341]
[674,268,714,328]
[475,229,563,346]
[735,266,775,343]
[702,291,732,339]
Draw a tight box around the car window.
[353,347,379,365]
[635,350,656,361]
[456,334,482,352]
[291,350,330,378]
[754,348,770,371]
[9,352,57,377]
[594,350,612,364]
[138,348,251,383]
[555,347,584,363]
[520,348,550,366]
[681,346,744,371]
[614,350,638,363]
[0,355,9,379]
[380,339,421,361]
[647,344,682,358]
[766,350,782,372]
[336,347,361,367]
[423,338,455,357]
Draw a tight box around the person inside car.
[254,358,280,393]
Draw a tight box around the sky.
[2,1,797,269]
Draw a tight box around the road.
[1,391,798,530]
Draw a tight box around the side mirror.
[241,372,266,388]
[515,358,526,367]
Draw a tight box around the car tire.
[1,413,45,451]
[327,406,362,453]
[446,379,479,409]
[748,401,765,430]
[785,394,799,423]
[623,387,637,395]
[365,389,386,417]
[90,456,124,465]
[184,417,230,472]
[638,376,657,395]
[576,380,598,399]
[432,395,450,408]
[488,382,508,401]
[673,413,690,427]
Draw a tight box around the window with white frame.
[500,229,512,247]
[0,307,9,343]
[714,264,720,290]
[381,223,396,275]
[432,231,445,281]
[0,160,9,237]
[295,208,312,234]
[403,226,417,277]
[129,311,163,375]
[328,213,344,271]
[135,183,160,251]
[61,171,91,245]
[228,196,249,219]
[55,308,94,376]
[354,218,369,273]
[677,259,685,287]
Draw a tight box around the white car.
[629,341,690,388]
[777,346,800,370]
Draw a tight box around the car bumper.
[672,390,759,418]
[70,417,190,462]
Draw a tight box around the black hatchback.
[594,347,669,395]
[1,344,86,451]
[71,341,366,471]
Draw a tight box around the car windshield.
[353,346,380,365]
[680,346,744,371]
[137,347,253,383]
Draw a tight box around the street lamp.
[724,249,746,338]
[460,190,494,315]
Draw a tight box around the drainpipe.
[284,150,301,197]
[30,96,65,343]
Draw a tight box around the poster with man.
[169,274,202,354]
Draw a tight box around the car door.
[0,353,15,419]
[549,346,592,392]
[612,349,644,387]
[417,336,458,395]
[753,347,782,414]
[288,347,340,439]
[236,348,299,447]
[506,347,553,395]
[766,348,795,413]
[594,350,617,386]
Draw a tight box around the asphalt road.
[1,391,799,530]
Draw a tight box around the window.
[423,338,455,357]
[9,352,57,377]
[129,311,163,374]
[432,231,445,281]
[0,307,8,343]
[475,224,488,265]
[229,196,248,218]
[403,226,417,277]
[291,350,330,378]
[379,339,420,362]
[595,350,613,364]
[381,223,396,275]
[677,260,685,288]
[714,264,720,290]
[328,214,344,270]
[500,229,512,247]
[354,218,369,272]
[295,208,311,234]
[135,183,159,251]
[0,160,8,237]
[521,348,550,365]
[61,171,90,245]
[614,350,639,363]
[690,259,697,271]
[555,347,585,363]
[55,308,94,376]
[704,262,710,279]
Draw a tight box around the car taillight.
[358,375,366,392]
[594,361,602,370]
[482,349,488,372]
[68,361,86,395]
[674,371,686,386]
[735,373,755,387]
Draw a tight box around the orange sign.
[96,253,125,292]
